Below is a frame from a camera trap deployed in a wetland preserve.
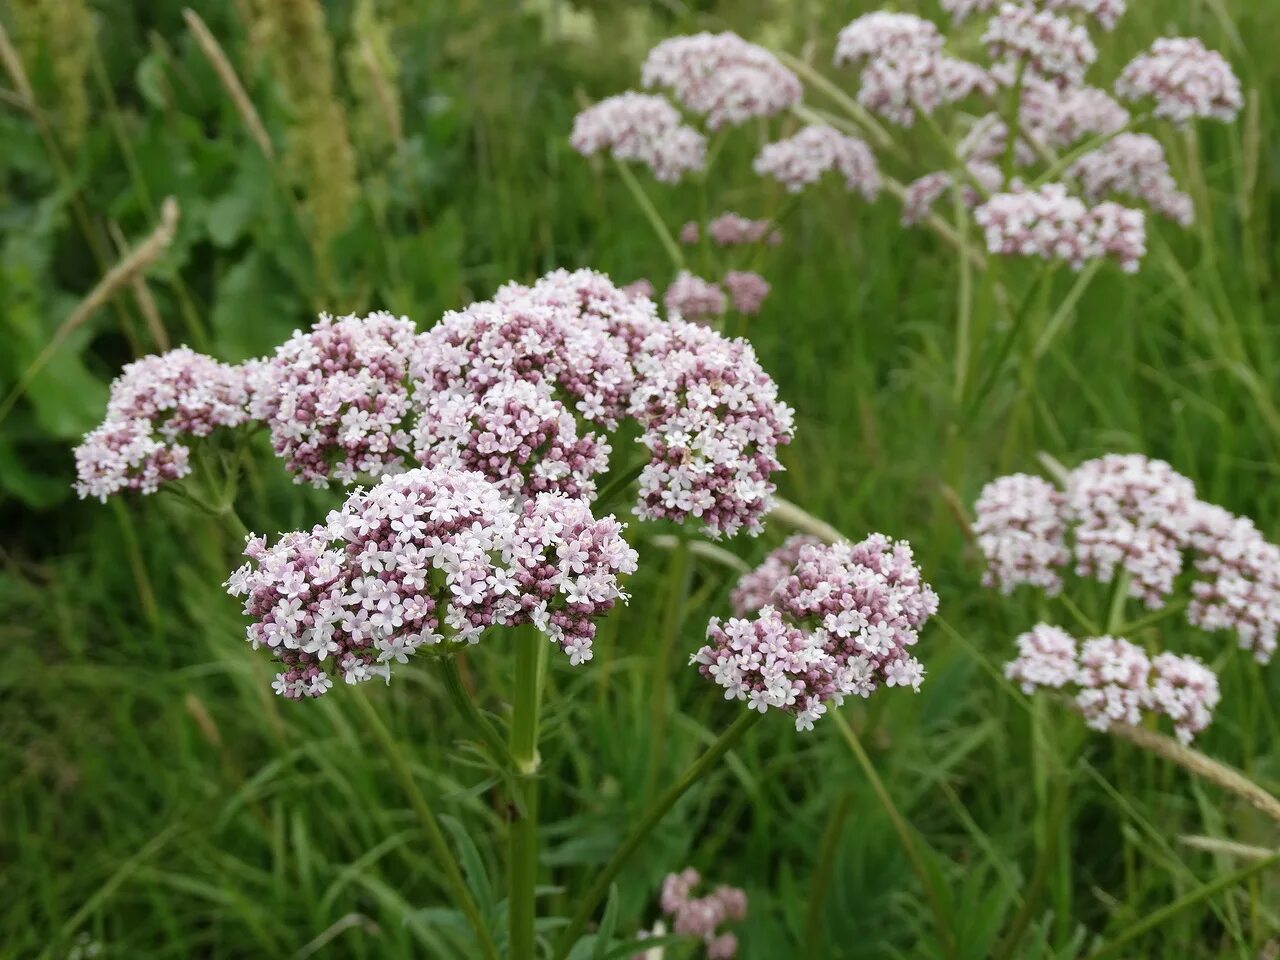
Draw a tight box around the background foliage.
[2,0,1279,957]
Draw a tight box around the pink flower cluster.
[836,13,992,127]
[495,268,795,538]
[1071,133,1194,225]
[730,535,820,615]
[410,378,610,501]
[636,868,747,959]
[900,163,1002,227]
[696,536,938,730]
[224,466,638,698]
[248,311,418,487]
[663,271,771,320]
[973,474,1069,595]
[1006,625,1220,742]
[410,286,634,499]
[1117,37,1243,125]
[629,319,795,538]
[641,32,801,130]
[974,183,1147,272]
[753,124,881,198]
[104,347,251,439]
[74,418,192,501]
[74,347,251,500]
[681,213,782,248]
[570,92,707,183]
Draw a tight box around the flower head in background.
[248,311,419,487]
[1045,0,1126,31]
[1117,37,1243,124]
[983,3,1097,88]
[642,31,801,129]
[1006,624,1219,742]
[1185,503,1280,662]
[1071,133,1193,225]
[681,212,783,247]
[225,466,638,698]
[835,12,943,66]
[974,184,1147,272]
[636,869,747,959]
[754,124,881,197]
[1065,453,1198,607]
[697,535,938,729]
[974,473,1069,595]
[1005,623,1078,692]
[570,92,707,183]
[664,271,728,323]
[1020,80,1130,149]
[723,271,771,316]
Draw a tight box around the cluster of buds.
[975,454,1280,662]
[1006,624,1220,743]
[696,535,937,730]
[634,868,747,959]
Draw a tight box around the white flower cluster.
[1117,37,1243,124]
[1007,626,1218,743]
[753,124,881,198]
[977,455,1280,663]
[982,3,1097,88]
[973,473,1069,595]
[570,92,707,183]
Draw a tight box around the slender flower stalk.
[352,690,501,960]
[436,655,513,770]
[614,155,685,269]
[551,710,763,960]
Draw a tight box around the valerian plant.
[73,268,942,959]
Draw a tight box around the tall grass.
[2,1,1279,957]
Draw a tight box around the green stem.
[1001,61,1027,185]
[833,712,959,960]
[1030,114,1148,189]
[509,629,545,960]
[645,538,691,802]
[1030,261,1102,360]
[767,497,844,544]
[1104,570,1131,634]
[613,156,684,271]
[437,655,513,770]
[1116,599,1189,636]
[953,183,974,406]
[1084,853,1280,960]
[352,690,500,960]
[551,710,763,960]
[773,49,900,155]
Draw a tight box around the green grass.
[3,0,1280,957]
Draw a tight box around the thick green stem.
[353,691,500,960]
[509,630,545,960]
[551,710,763,960]
[613,156,684,271]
